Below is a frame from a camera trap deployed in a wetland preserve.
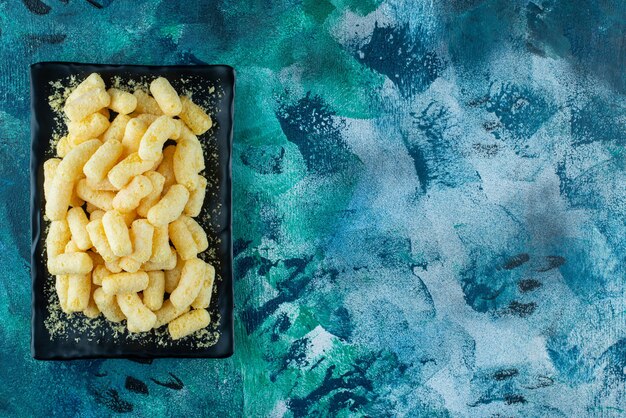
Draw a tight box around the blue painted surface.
[1,0,625,416]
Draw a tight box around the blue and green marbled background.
[1,0,625,416]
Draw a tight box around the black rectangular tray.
[30,62,234,359]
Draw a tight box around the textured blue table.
[2,0,625,416]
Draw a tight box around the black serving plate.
[30,62,234,359]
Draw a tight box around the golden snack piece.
[134,113,159,125]
[127,219,154,265]
[168,308,210,340]
[191,264,215,309]
[169,217,198,261]
[66,273,91,312]
[120,209,137,227]
[102,114,131,143]
[149,153,164,172]
[119,257,142,273]
[56,135,72,158]
[83,286,101,318]
[86,219,117,263]
[143,271,165,311]
[164,253,184,294]
[179,96,212,135]
[184,175,207,217]
[173,138,202,190]
[64,240,80,254]
[66,207,92,251]
[94,287,125,322]
[138,115,176,161]
[149,224,170,264]
[105,258,123,273]
[182,215,209,253]
[154,299,190,329]
[170,118,184,140]
[90,209,105,221]
[76,179,115,211]
[55,275,70,314]
[150,77,182,117]
[157,144,177,191]
[83,139,123,183]
[46,220,71,258]
[46,139,101,220]
[102,271,149,295]
[43,158,61,203]
[136,171,165,217]
[64,87,110,122]
[108,152,154,189]
[102,210,133,257]
[133,89,163,115]
[121,118,148,157]
[178,128,205,170]
[58,139,104,172]
[66,73,105,104]
[116,292,157,332]
[92,264,111,286]
[112,175,153,213]
[48,252,93,275]
[142,247,176,271]
[68,112,109,145]
[86,177,118,192]
[69,187,85,209]
[147,184,189,227]
[107,88,137,115]
[169,258,206,310]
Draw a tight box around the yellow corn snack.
[93,287,125,322]
[150,77,182,116]
[121,118,148,157]
[48,252,93,275]
[154,299,190,328]
[184,175,206,217]
[102,210,132,257]
[116,292,157,332]
[138,115,176,161]
[66,207,92,250]
[56,275,71,314]
[147,184,189,227]
[164,253,184,294]
[169,217,198,260]
[66,273,91,312]
[76,179,115,211]
[107,152,153,189]
[133,89,163,115]
[169,258,205,310]
[64,87,110,122]
[143,271,165,311]
[112,174,153,213]
[102,271,149,295]
[102,114,131,143]
[168,308,210,340]
[136,171,165,217]
[191,264,215,309]
[86,218,118,263]
[67,113,110,145]
[179,96,212,135]
[107,88,137,115]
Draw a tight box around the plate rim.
[30,62,235,360]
